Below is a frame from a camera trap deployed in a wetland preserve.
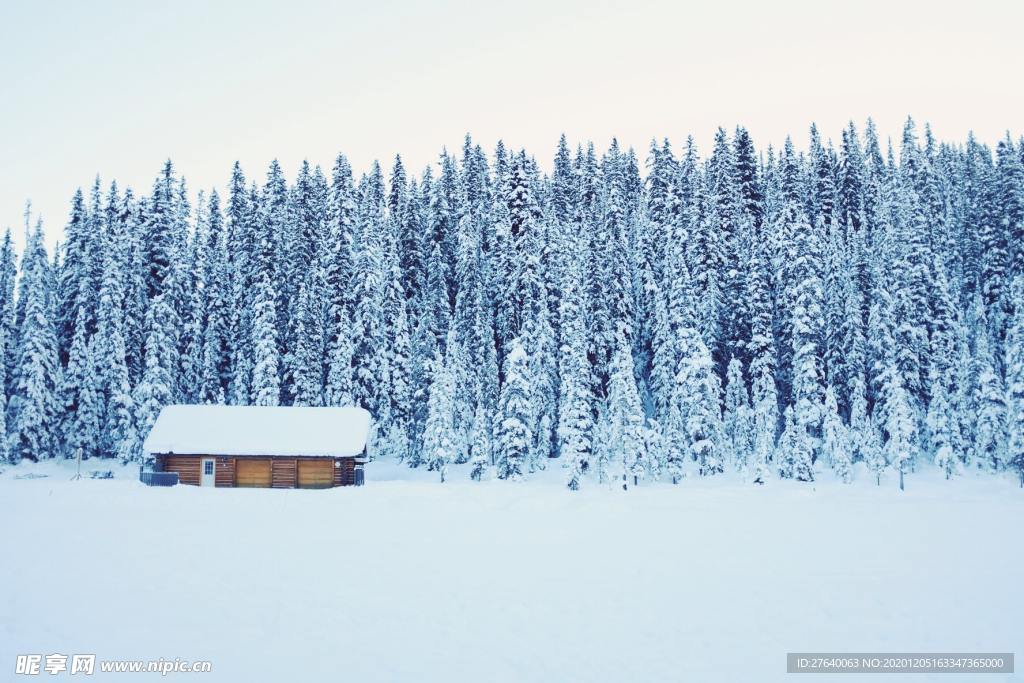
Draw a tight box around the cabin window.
[204,461,214,476]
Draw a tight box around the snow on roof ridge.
[143,404,372,458]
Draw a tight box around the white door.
[201,458,215,487]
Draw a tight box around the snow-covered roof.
[143,405,372,458]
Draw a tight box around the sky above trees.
[1,0,1022,251]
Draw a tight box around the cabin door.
[201,458,216,487]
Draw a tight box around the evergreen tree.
[605,332,647,489]
[0,228,18,402]
[133,294,177,446]
[777,405,814,481]
[9,222,59,462]
[884,363,917,490]
[198,191,231,403]
[60,307,102,460]
[723,357,753,471]
[747,238,778,484]
[143,161,183,302]
[250,273,280,407]
[324,303,355,408]
[495,337,532,480]
[748,360,777,485]
[468,394,492,481]
[822,385,852,482]
[789,208,825,460]
[422,343,458,482]
[56,187,92,363]
[287,270,327,406]
[1006,278,1024,486]
[671,325,724,476]
[860,414,887,485]
[972,324,1006,471]
[528,299,558,469]
[0,328,7,463]
[927,364,958,479]
[557,248,593,490]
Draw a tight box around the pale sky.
[1,0,1021,252]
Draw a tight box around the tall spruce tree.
[10,223,59,462]
[495,337,532,481]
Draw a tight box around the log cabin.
[142,405,371,488]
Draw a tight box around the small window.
[204,461,214,475]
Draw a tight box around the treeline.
[4,118,1024,488]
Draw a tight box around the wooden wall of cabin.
[215,457,235,487]
[156,455,357,487]
[272,459,297,488]
[158,455,235,487]
[334,458,355,486]
[160,455,201,486]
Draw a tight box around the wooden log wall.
[215,457,235,487]
[155,455,358,487]
[272,458,298,488]
[161,455,201,486]
[334,458,355,486]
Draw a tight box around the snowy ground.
[1,459,1022,682]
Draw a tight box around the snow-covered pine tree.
[495,336,532,481]
[822,385,852,483]
[1006,277,1024,487]
[927,253,965,467]
[972,320,1007,471]
[287,270,327,407]
[996,137,1024,283]
[0,227,18,403]
[747,238,777,485]
[225,166,255,405]
[883,362,917,491]
[468,393,492,481]
[861,414,887,485]
[421,342,458,482]
[440,325,473,465]
[249,273,280,407]
[867,281,897,427]
[198,190,231,404]
[723,356,753,471]
[179,190,208,404]
[591,399,614,484]
[325,302,356,408]
[748,361,776,485]
[133,294,177,447]
[143,161,184,303]
[56,187,93,364]
[557,244,593,490]
[0,331,7,463]
[405,312,437,468]
[589,142,636,391]
[649,283,676,425]
[926,363,959,479]
[788,208,825,462]
[351,188,387,415]
[605,331,647,489]
[527,300,557,471]
[378,297,413,463]
[447,217,477,403]
[777,405,814,481]
[9,221,59,463]
[671,321,724,476]
[424,242,451,353]
[687,171,725,368]
[60,306,101,460]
